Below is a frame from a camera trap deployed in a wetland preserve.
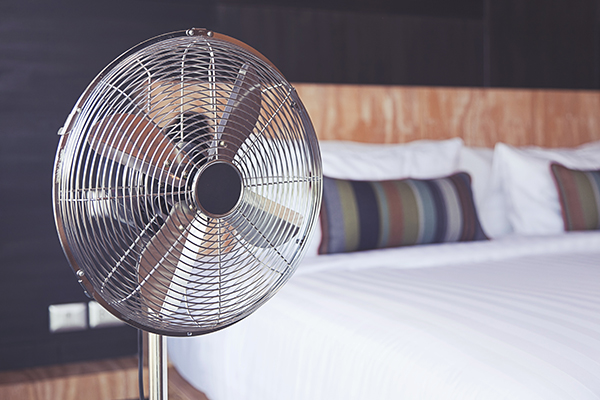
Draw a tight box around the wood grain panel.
[0,357,142,400]
[532,90,600,148]
[0,357,208,400]
[294,83,600,148]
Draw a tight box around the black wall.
[1,0,599,371]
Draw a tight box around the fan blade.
[89,113,192,186]
[235,191,303,248]
[138,202,238,316]
[215,64,261,154]
[163,112,212,166]
[138,202,201,315]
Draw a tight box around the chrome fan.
[53,28,322,399]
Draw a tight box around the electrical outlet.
[49,303,88,333]
[88,301,125,328]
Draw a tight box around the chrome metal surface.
[148,333,168,400]
[52,29,322,336]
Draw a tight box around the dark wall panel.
[489,0,599,89]
[222,0,484,19]
[214,5,484,85]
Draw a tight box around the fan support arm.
[148,333,168,400]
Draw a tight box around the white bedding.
[169,232,600,400]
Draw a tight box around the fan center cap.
[193,161,243,217]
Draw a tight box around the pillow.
[491,141,600,236]
[550,163,600,231]
[319,172,487,254]
[457,146,509,238]
[301,138,464,258]
[320,138,463,180]
[458,146,494,206]
[303,222,322,258]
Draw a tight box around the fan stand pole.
[148,332,168,400]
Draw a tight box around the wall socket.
[49,302,87,333]
[88,301,125,328]
[49,301,126,333]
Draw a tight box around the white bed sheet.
[169,232,600,400]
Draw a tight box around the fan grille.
[53,30,322,336]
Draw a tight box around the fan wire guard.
[53,29,322,336]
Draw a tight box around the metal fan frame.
[53,28,322,336]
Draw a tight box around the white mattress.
[169,232,600,400]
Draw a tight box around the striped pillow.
[550,163,600,231]
[319,172,487,254]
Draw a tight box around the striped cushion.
[550,163,600,231]
[319,172,487,254]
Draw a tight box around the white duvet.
[169,232,600,400]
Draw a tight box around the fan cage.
[53,29,322,336]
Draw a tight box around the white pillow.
[493,141,600,236]
[302,138,464,257]
[319,138,464,180]
[457,146,493,212]
[457,146,509,238]
[303,223,322,258]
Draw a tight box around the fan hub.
[193,161,243,217]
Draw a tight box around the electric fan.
[52,28,322,399]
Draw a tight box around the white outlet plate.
[88,301,125,328]
[49,303,88,333]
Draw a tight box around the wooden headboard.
[294,83,600,148]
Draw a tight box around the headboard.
[294,83,600,148]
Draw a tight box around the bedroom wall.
[1,0,599,371]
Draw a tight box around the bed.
[168,84,600,400]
